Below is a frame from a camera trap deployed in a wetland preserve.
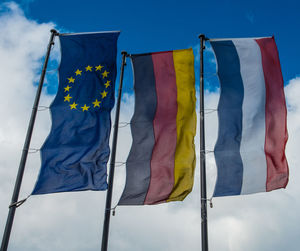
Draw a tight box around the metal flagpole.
[0,29,58,251]
[101,51,127,251]
[199,34,209,251]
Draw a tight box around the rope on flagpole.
[114,162,126,167]
[27,148,40,153]
[37,106,50,111]
[46,69,57,74]
[8,195,31,209]
[204,108,218,114]
[204,73,218,79]
[200,150,214,154]
[201,197,213,208]
[116,122,131,128]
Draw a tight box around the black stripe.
[118,54,157,205]
[211,40,244,197]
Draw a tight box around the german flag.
[119,48,196,205]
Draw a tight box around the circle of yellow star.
[75,69,82,75]
[95,65,104,71]
[92,99,101,108]
[81,104,90,111]
[68,77,75,83]
[102,70,109,78]
[101,90,108,98]
[64,94,72,102]
[85,65,92,72]
[70,102,78,110]
[104,80,111,88]
[64,85,71,92]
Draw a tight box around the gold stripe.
[167,48,196,202]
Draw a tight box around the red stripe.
[255,37,289,191]
[144,52,177,204]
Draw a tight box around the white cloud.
[1,2,300,251]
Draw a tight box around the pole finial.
[50,29,58,35]
[198,34,206,40]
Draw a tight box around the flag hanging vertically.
[210,36,289,197]
[32,31,120,195]
[118,48,196,205]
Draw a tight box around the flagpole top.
[51,29,59,35]
[198,34,207,40]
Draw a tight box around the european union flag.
[32,31,120,195]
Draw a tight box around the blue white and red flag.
[210,37,289,197]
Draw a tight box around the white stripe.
[233,39,267,194]
[209,36,271,42]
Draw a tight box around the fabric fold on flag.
[32,31,120,195]
[118,48,196,205]
[210,36,289,197]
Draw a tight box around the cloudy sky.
[1,1,300,250]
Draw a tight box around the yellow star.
[104,80,111,88]
[75,69,82,75]
[64,94,72,102]
[92,99,101,108]
[81,104,90,111]
[101,90,108,98]
[95,65,104,71]
[68,77,75,83]
[86,65,92,72]
[70,102,78,110]
[102,70,109,78]
[64,85,71,92]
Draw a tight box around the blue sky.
[15,0,300,85]
[1,1,300,251]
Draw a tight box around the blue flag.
[32,31,120,195]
